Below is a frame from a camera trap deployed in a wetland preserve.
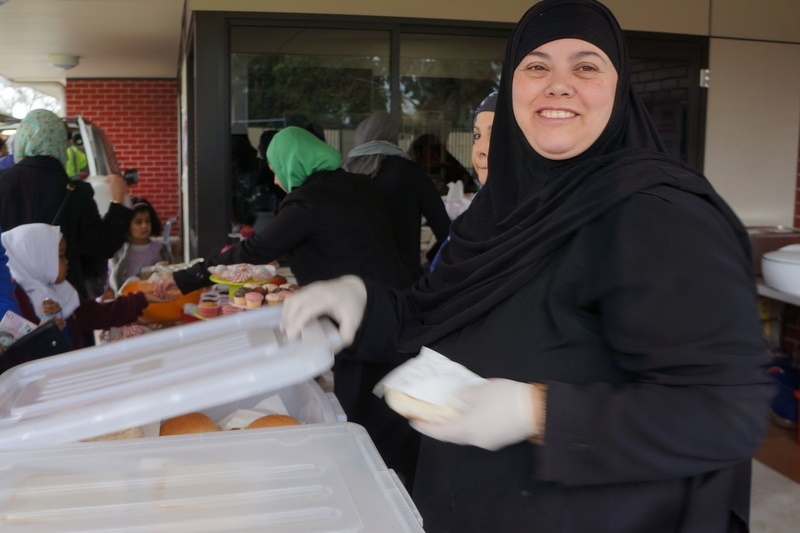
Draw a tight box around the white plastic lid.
[0,306,338,449]
[763,244,800,265]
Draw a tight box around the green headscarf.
[266,126,341,192]
[13,109,68,168]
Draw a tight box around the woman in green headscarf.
[0,109,132,302]
[157,126,420,488]
[267,125,341,193]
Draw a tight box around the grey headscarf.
[342,111,411,177]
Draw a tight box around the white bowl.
[762,245,800,295]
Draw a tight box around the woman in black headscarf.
[282,1,773,531]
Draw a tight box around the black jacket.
[371,156,451,276]
[0,156,132,297]
[359,185,772,532]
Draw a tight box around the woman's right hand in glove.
[281,275,367,348]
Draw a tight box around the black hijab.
[402,0,748,351]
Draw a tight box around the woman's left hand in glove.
[410,378,544,451]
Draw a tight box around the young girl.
[2,223,175,352]
[107,197,173,295]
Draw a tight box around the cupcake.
[262,283,279,293]
[265,293,283,306]
[233,287,249,306]
[197,301,220,318]
[244,291,264,308]
[221,303,240,316]
[200,291,220,303]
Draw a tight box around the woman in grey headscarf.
[343,111,451,277]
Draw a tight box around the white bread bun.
[160,412,220,436]
[245,414,300,429]
[384,388,460,424]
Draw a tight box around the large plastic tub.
[0,307,423,531]
[0,423,422,532]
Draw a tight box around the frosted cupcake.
[244,291,264,308]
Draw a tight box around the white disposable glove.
[281,275,367,348]
[410,378,540,451]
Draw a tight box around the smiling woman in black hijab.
[282,1,773,531]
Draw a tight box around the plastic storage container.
[762,245,800,296]
[0,307,424,531]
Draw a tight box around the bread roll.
[160,412,220,436]
[384,388,460,424]
[244,414,300,429]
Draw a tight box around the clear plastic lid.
[0,306,338,449]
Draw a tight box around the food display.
[205,282,298,313]
[208,263,277,283]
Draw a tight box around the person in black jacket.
[343,111,451,276]
[155,126,420,489]
[280,1,773,531]
[0,109,132,301]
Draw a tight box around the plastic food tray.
[0,306,338,448]
[0,304,424,531]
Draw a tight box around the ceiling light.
[48,54,80,71]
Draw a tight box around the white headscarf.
[1,223,80,320]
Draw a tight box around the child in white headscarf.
[2,223,174,352]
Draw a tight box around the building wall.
[64,79,181,245]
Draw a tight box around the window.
[187,13,707,258]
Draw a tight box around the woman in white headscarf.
[2,223,171,352]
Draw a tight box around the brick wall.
[64,79,181,247]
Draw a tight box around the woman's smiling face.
[512,38,618,161]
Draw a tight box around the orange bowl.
[120,280,203,323]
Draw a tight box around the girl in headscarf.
[282,1,773,531]
[343,111,451,276]
[0,109,133,303]
[2,224,170,353]
[155,126,421,488]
